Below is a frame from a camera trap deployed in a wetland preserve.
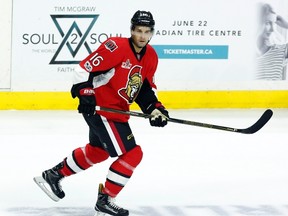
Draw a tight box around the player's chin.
[137,42,148,48]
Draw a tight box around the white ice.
[0,109,287,216]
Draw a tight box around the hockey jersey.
[79,37,158,122]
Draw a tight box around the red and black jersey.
[79,37,159,122]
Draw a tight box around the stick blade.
[239,109,273,134]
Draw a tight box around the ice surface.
[0,109,288,215]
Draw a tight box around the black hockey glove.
[72,82,96,115]
[147,102,169,127]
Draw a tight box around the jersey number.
[90,52,104,67]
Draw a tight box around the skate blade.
[33,176,60,202]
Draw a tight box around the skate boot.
[33,162,65,202]
[94,183,129,216]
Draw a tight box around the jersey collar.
[129,37,147,61]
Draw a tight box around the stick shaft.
[95,106,273,134]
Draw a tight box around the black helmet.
[131,10,155,30]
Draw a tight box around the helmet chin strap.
[148,34,154,43]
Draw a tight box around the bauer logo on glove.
[80,88,95,95]
[72,82,96,115]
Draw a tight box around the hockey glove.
[73,83,96,115]
[147,102,169,127]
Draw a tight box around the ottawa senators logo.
[118,65,143,104]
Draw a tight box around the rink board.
[0,90,287,110]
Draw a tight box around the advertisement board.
[0,0,12,89]
[11,0,288,91]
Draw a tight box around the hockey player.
[34,10,169,216]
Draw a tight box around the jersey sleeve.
[79,38,124,73]
[135,46,161,113]
[135,78,158,113]
[145,46,158,89]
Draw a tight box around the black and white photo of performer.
[256,2,288,80]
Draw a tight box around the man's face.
[131,26,153,49]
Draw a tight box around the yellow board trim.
[0,90,287,110]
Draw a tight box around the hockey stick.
[95,106,273,134]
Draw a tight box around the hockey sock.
[104,145,143,197]
[59,144,109,176]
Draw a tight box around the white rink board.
[11,0,288,91]
[0,0,12,89]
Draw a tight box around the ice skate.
[33,162,65,202]
[94,183,129,216]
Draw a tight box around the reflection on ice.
[5,205,288,216]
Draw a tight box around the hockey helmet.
[131,10,155,31]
